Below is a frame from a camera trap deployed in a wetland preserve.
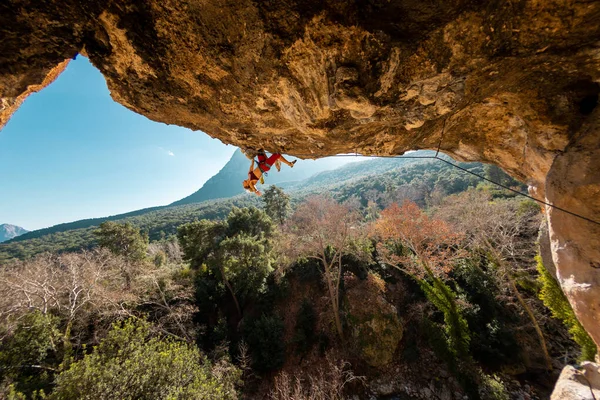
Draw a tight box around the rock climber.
[242,150,296,196]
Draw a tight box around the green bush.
[153,251,167,267]
[452,259,520,368]
[245,315,286,372]
[536,255,597,361]
[51,318,240,400]
[289,258,323,283]
[478,372,509,400]
[0,311,61,397]
[293,300,317,355]
[422,318,457,371]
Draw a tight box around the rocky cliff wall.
[1,0,599,351]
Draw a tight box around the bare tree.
[0,250,137,348]
[135,268,197,342]
[282,195,369,339]
[434,190,552,370]
[270,355,364,400]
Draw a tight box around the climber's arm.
[249,180,261,196]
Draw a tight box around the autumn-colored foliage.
[372,201,471,361]
[372,201,464,279]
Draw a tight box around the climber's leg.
[279,155,296,168]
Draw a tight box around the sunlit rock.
[1,0,600,356]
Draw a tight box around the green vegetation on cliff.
[536,255,597,361]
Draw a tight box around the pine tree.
[262,185,291,225]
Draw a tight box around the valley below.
[0,153,592,399]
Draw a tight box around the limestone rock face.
[1,0,600,350]
[551,362,600,400]
[346,273,403,367]
[545,107,600,353]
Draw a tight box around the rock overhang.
[1,0,600,354]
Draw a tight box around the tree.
[178,219,241,318]
[483,164,506,185]
[373,201,464,279]
[94,222,148,262]
[262,186,291,225]
[483,164,521,188]
[283,196,368,338]
[245,315,286,372]
[372,201,471,359]
[435,190,552,370]
[178,207,275,318]
[94,222,148,289]
[51,318,240,400]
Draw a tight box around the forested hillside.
[6,150,356,244]
[0,154,511,263]
[0,166,590,399]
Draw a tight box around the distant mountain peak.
[0,224,28,243]
[169,149,359,207]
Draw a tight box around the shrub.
[478,372,509,400]
[51,318,240,400]
[0,311,61,397]
[269,356,364,400]
[245,315,286,372]
[536,255,597,361]
[153,251,167,267]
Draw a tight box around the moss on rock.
[346,273,403,367]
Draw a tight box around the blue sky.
[0,57,236,230]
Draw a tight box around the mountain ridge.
[0,153,498,263]
[0,224,28,243]
[170,149,359,206]
[5,150,360,244]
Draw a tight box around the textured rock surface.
[1,0,600,350]
[538,219,557,280]
[546,107,600,357]
[346,273,403,367]
[551,362,600,400]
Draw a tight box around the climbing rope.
[286,151,600,227]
